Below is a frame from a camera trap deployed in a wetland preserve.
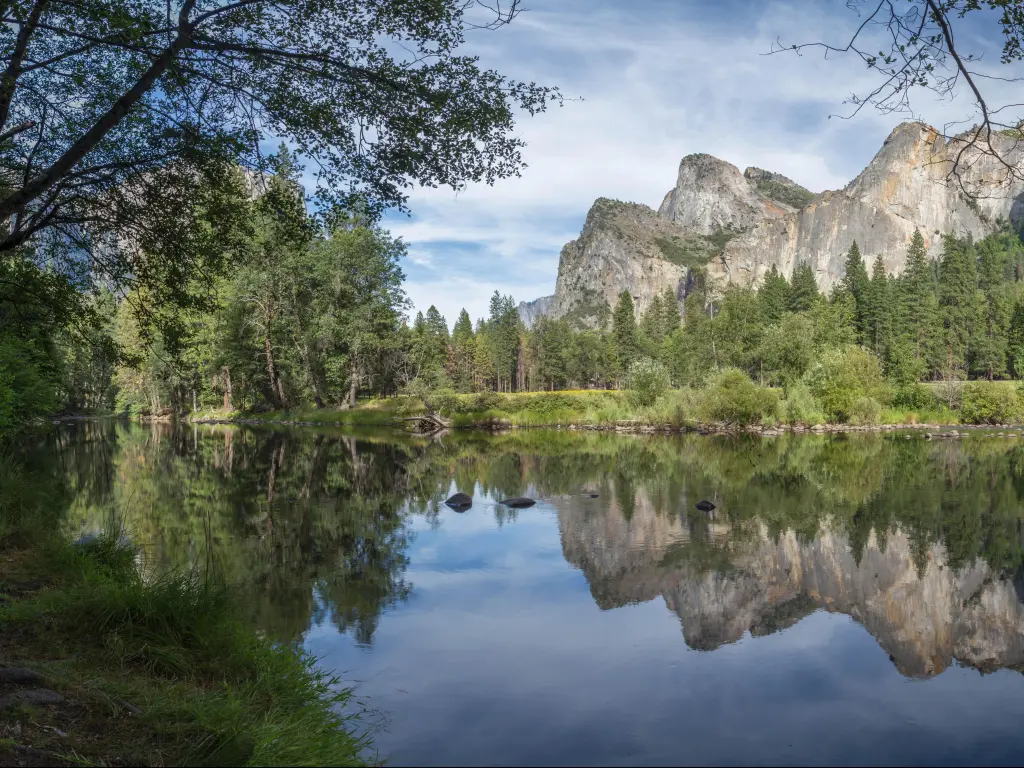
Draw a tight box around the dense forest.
[8,167,1024,429]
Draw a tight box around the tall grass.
[0,455,370,767]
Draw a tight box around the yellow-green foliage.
[960,381,1021,424]
[804,346,888,422]
[701,369,780,426]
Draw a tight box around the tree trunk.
[222,366,233,411]
[263,313,286,409]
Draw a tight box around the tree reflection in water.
[40,423,1024,673]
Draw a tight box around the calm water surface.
[36,421,1024,765]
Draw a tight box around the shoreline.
[179,414,1016,437]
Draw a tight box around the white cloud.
[391,0,1019,329]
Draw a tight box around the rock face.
[546,199,702,327]
[524,122,1024,326]
[555,487,1024,678]
[516,295,553,328]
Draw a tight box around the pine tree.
[788,263,819,313]
[660,287,681,339]
[842,240,871,343]
[866,255,890,358]
[639,293,665,353]
[1007,298,1024,377]
[760,265,790,324]
[937,235,980,379]
[898,229,939,377]
[451,308,475,392]
[971,237,1015,379]
[612,290,639,378]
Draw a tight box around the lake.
[32,421,1024,765]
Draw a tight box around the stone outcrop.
[546,198,707,327]
[555,487,1024,678]
[516,295,553,328]
[523,122,1024,326]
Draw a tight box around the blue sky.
[375,0,1015,329]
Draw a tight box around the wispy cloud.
[384,0,1012,329]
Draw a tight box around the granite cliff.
[520,122,1024,328]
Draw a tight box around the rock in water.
[445,492,472,509]
[499,497,536,508]
[695,500,716,512]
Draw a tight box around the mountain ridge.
[519,122,1024,328]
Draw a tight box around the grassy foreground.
[0,459,369,767]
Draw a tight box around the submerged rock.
[445,492,472,509]
[499,497,536,508]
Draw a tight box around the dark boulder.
[498,497,536,508]
[695,500,716,512]
[445,492,472,508]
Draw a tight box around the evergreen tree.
[842,240,871,343]
[788,263,820,312]
[974,238,1014,379]
[660,287,681,339]
[612,291,639,378]
[1007,298,1024,377]
[937,235,980,379]
[866,255,891,358]
[639,293,666,354]
[760,265,790,324]
[899,229,940,376]
[451,309,476,392]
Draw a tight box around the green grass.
[193,397,419,427]
[0,459,370,767]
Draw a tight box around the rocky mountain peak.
[521,120,1024,327]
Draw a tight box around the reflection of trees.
[60,423,427,645]
[46,424,1024,667]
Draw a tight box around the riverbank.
[184,389,988,435]
[0,460,370,767]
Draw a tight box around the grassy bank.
[182,379,1024,433]
[0,458,369,767]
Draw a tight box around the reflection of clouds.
[554,487,1024,678]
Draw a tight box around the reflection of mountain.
[556,489,1024,678]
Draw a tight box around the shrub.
[892,383,935,410]
[471,391,504,411]
[626,357,671,407]
[702,368,779,426]
[783,381,824,425]
[960,382,1020,425]
[404,378,457,416]
[849,396,882,425]
[804,345,888,422]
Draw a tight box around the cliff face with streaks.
[521,122,1024,327]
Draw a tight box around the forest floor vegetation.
[183,379,1023,434]
[0,459,370,767]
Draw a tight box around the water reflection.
[40,421,1024,676]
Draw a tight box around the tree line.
[404,224,1024,403]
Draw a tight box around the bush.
[804,345,888,422]
[849,396,882,425]
[960,382,1020,425]
[892,383,935,410]
[404,378,457,416]
[626,357,671,407]
[471,391,504,411]
[702,368,779,426]
[783,381,824,425]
